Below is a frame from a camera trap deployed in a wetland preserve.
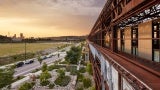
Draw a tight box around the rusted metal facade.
[88,0,160,90]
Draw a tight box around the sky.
[0,0,105,37]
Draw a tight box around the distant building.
[12,33,25,42]
[12,38,22,42]
[13,34,16,38]
[20,33,24,39]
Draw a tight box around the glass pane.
[154,50,160,62]
[154,32,157,38]
[154,26,157,30]
[154,40,157,45]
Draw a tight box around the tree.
[57,69,65,78]
[40,70,51,86]
[80,42,85,49]
[0,68,14,89]
[86,62,93,75]
[65,46,82,64]
[37,55,42,65]
[54,69,71,86]
[42,62,47,72]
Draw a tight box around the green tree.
[0,68,14,89]
[57,69,65,78]
[65,46,82,64]
[86,62,93,75]
[42,62,47,72]
[54,69,72,86]
[37,55,42,65]
[80,42,85,48]
[40,70,51,86]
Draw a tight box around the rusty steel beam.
[88,0,160,38]
[113,0,160,26]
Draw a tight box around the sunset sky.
[0,0,105,37]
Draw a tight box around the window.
[105,32,111,47]
[152,21,160,62]
[131,26,138,56]
[154,32,157,38]
[154,26,157,30]
[154,50,160,62]
[120,29,125,52]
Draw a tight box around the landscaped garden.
[8,43,95,90]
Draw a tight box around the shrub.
[49,83,55,89]
[57,69,65,78]
[31,69,40,73]
[40,80,50,86]
[48,65,55,71]
[66,66,77,75]
[40,70,51,86]
[90,86,96,90]
[54,76,71,86]
[61,49,65,52]
[79,67,86,73]
[70,70,78,75]
[77,73,84,82]
[83,78,91,88]
[13,76,25,82]
[36,75,40,79]
[66,66,77,72]
[59,60,68,64]
[10,64,16,69]
[31,82,35,86]
[42,62,47,72]
[0,68,14,89]
[76,87,83,90]
[76,83,83,90]
[86,62,92,75]
[13,56,17,60]
[40,71,51,81]
[19,82,34,90]
[81,60,87,66]
[48,65,66,71]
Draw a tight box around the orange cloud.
[0,0,105,37]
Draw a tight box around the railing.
[88,41,160,90]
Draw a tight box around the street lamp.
[24,39,26,61]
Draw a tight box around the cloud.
[0,0,105,37]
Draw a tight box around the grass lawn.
[0,43,67,65]
[0,43,62,57]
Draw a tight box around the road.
[14,46,71,77]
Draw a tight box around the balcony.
[88,41,160,90]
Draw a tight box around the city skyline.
[0,0,105,37]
